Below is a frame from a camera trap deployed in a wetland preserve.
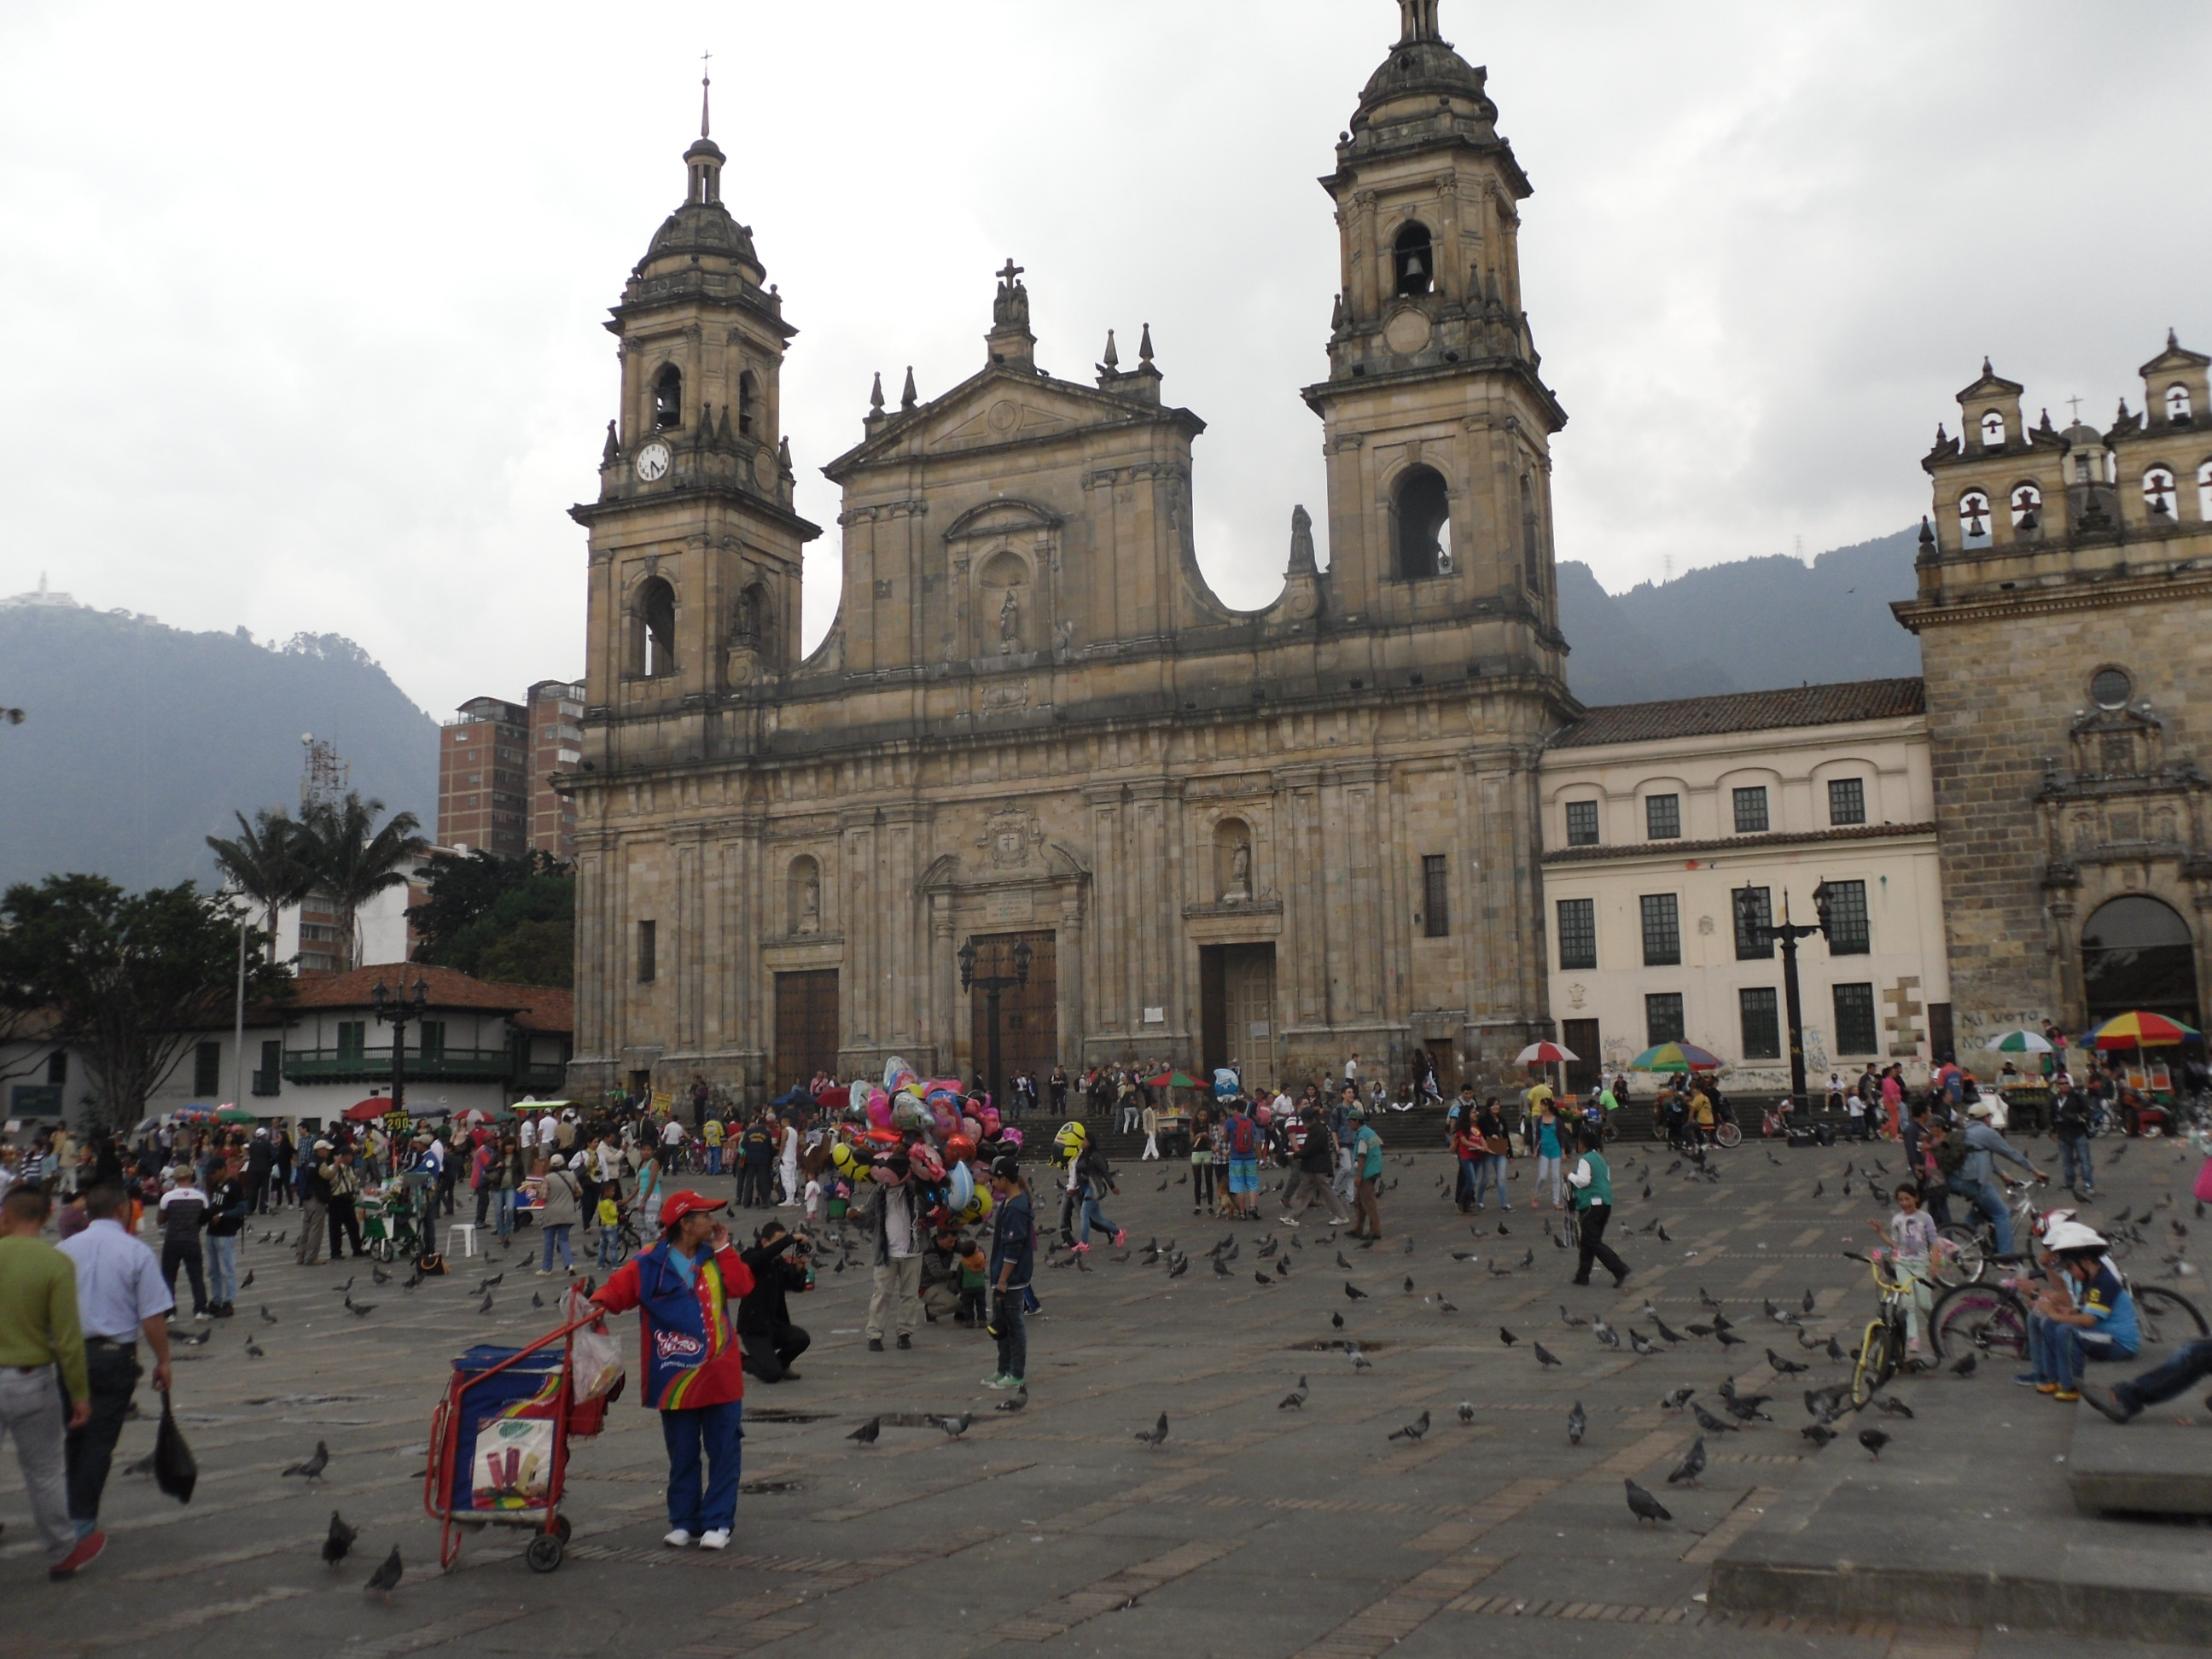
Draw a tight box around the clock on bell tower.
[571,68,820,758]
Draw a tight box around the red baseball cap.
[658,1190,726,1230]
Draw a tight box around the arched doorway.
[2080,894,2202,1028]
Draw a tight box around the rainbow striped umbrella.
[2083,1010,2200,1050]
[1629,1041,1726,1073]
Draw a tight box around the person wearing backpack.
[1071,1142,1124,1251]
[1224,1103,1260,1220]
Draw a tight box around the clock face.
[635,441,672,482]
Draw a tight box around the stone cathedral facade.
[564,2,1576,1101]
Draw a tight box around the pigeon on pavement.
[1624,1478,1672,1525]
[1567,1401,1586,1444]
[323,1511,358,1568]
[1388,1410,1431,1442]
[847,1417,882,1446]
[283,1441,329,1481]
[1134,1412,1170,1447]
[364,1545,403,1598]
[1533,1342,1563,1368]
[1667,1437,1707,1487]
[1278,1377,1309,1410]
[1859,1428,1890,1460]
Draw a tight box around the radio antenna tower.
[300,732,350,810]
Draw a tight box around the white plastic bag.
[564,1284,624,1401]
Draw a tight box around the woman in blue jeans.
[1468,1103,1512,1211]
[1071,1145,1124,1250]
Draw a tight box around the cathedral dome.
[1356,35,1489,119]
[630,137,765,288]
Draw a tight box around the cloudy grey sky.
[2,0,2204,716]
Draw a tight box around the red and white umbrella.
[1514,1041,1580,1066]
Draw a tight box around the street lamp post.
[1735,887,1831,1113]
[370,975,431,1119]
[957,936,1032,1113]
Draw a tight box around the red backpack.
[1226,1115,1256,1158]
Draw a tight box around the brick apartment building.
[437,679,582,860]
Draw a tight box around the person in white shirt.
[538,1112,560,1154]
[778,1121,801,1207]
[1344,1054,1359,1087]
[1845,1091,1867,1141]
[660,1115,685,1173]
[518,1115,538,1155]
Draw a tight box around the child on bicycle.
[1871,1184,1939,1358]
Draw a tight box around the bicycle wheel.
[1932,1225,1988,1289]
[2133,1284,2209,1344]
[1714,1121,1743,1150]
[1851,1321,1891,1408]
[1930,1284,2029,1362]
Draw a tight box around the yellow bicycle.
[1848,1250,1918,1408]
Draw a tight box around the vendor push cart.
[422,1301,622,1573]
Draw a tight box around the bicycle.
[1930,1269,2207,1362]
[1844,1250,1921,1406]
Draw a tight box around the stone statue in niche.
[998,587,1020,654]
[1288,504,1317,572]
[1223,838,1252,904]
[797,871,821,935]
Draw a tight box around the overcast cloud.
[2,0,2204,718]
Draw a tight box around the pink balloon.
[960,1115,982,1144]
[866,1089,893,1128]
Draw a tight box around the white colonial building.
[1537,679,1950,1095]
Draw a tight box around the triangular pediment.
[824,364,1200,477]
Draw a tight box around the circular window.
[2089,667,2132,709]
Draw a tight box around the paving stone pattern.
[5,1136,2207,1659]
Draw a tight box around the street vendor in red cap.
[591,1189,754,1549]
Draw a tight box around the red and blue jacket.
[593,1237,754,1411]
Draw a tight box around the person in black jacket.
[202,1153,249,1316]
[737,1223,812,1383]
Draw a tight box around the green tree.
[206,806,313,941]
[410,851,573,987]
[0,875,289,1130]
[295,793,426,972]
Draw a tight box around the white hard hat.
[2045,1221,2106,1253]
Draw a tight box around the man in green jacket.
[1565,1123,1631,1289]
[0,1184,98,1578]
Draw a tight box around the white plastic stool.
[446,1223,478,1258]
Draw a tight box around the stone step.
[2067,1389,2212,1516]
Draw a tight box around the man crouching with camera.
[738,1222,814,1383]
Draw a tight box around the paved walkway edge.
[1708,1557,2212,1646]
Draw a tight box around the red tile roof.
[262,964,573,1034]
[1549,678,1925,750]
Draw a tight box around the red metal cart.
[422,1307,621,1573]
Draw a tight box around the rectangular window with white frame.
[1832,982,1877,1056]
[1639,893,1681,967]
[1739,987,1782,1059]
[1556,898,1596,971]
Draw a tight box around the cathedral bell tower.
[1300,0,1573,1080]
[1304,0,1569,682]
[572,71,820,769]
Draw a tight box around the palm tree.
[206,808,313,948]
[296,794,428,973]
